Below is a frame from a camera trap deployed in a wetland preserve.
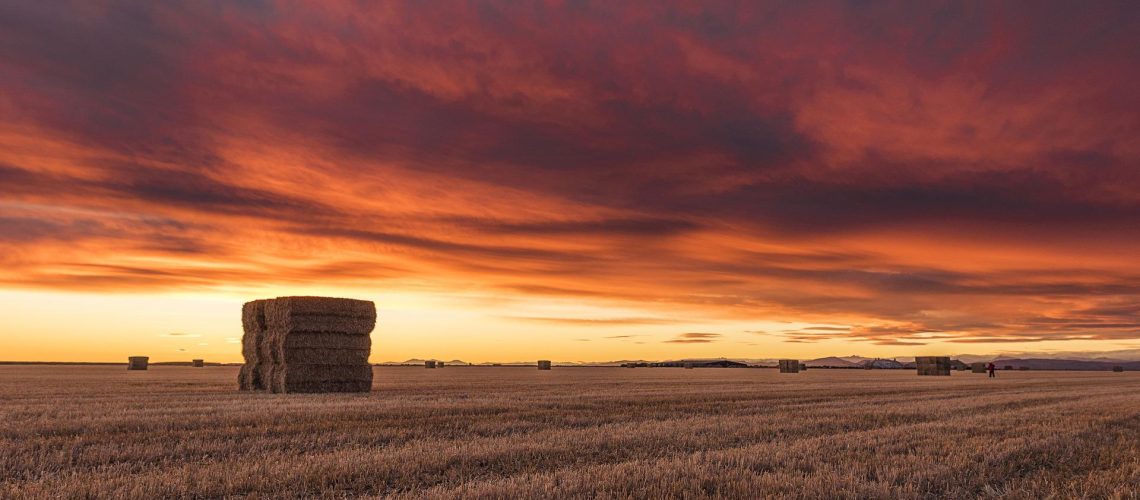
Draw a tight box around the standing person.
[987,362,996,378]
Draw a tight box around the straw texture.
[240,296,375,393]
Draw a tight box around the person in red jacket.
[987,362,997,378]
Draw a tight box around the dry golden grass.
[1,366,1138,499]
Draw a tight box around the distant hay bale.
[192,359,204,368]
[778,359,800,373]
[127,356,149,371]
[799,363,807,371]
[240,296,375,393]
[915,356,951,376]
[538,360,552,370]
[1112,366,1124,372]
[437,361,445,368]
[426,360,437,369]
[971,362,986,373]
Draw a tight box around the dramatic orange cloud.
[1,1,1137,361]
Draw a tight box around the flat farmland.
[2,366,1138,498]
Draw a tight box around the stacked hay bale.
[437,361,445,368]
[778,359,800,373]
[799,363,808,371]
[127,356,149,371]
[192,359,204,368]
[538,360,552,370]
[971,362,986,373]
[915,356,951,376]
[239,299,270,390]
[425,360,437,369]
[239,296,376,393]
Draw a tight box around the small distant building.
[192,359,204,368]
[538,360,552,370]
[971,362,986,373]
[425,360,437,369]
[437,361,445,368]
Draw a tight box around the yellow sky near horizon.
[3,288,1135,363]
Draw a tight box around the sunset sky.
[2,1,1138,363]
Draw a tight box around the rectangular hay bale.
[778,359,800,373]
[266,296,376,319]
[278,348,370,365]
[282,332,374,350]
[269,364,374,393]
[264,314,376,335]
[127,356,148,371]
[915,356,951,376]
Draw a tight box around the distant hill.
[806,357,861,368]
[859,359,905,369]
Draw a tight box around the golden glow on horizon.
[3,289,1137,363]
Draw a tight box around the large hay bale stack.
[127,356,148,371]
[265,297,375,393]
[192,359,204,368]
[778,359,800,373]
[239,296,375,393]
[915,356,951,376]
[425,360,437,369]
[1112,366,1124,372]
[538,360,552,370]
[971,362,986,373]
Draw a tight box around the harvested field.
[1,366,1138,498]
